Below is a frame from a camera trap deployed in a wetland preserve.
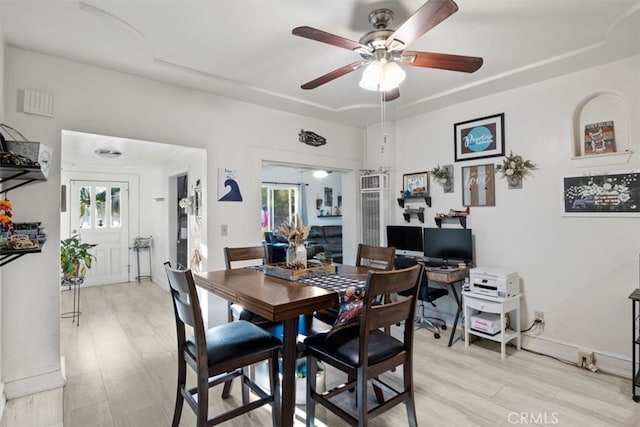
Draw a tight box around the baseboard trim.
[3,358,66,399]
[522,334,630,378]
[424,306,632,378]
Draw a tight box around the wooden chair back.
[355,243,396,271]
[224,245,269,269]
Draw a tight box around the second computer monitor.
[423,227,473,266]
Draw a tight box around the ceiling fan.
[292,0,483,101]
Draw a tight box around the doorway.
[69,179,130,285]
[176,174,189,269]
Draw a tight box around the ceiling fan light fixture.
[359,60,406,92]
[358,60,384,91]
[313,170,329,179]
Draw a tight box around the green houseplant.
[60,235,97,279]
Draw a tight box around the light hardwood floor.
[8,280,640,426]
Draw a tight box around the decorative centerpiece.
[274,215,311,268]
[496,151,535,189]
[431,164,453,193]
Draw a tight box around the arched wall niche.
[572,91,631,164]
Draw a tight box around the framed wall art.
[403,171,429,196]
[218,168,243,202]
[454,113,505,162]
[462,164,495,207]
[563,171,640,216]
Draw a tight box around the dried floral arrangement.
[274,214,311,244]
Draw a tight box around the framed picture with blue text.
[454,113,505,162]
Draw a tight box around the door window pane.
[95,187,107,228]
[79,186,91,229]
[111,187,121,227]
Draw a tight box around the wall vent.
[22,89,55,117]
[360,173,387,246]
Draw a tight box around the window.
[261,184,299,235]
[77,184,123,230]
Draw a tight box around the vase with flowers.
[0,199,13,246]
[274,214,311,268]
[431,164,453,193]
[495,151,535,189]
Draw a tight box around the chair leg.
[196,374,209,427]
[241,367,250,406]
[404,362,417,427]
[221,378,233,399]
[172,357,186,427]
[356,369,368,427]
[270,351,281,427]
[373,378,385,404]
[305,354,317,427]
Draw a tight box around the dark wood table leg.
[280,317,298,427]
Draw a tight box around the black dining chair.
[304,264,423,427]
[164,262,281,427]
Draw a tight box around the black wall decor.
[299,129,327,147]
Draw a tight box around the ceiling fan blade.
[301,61,367,90]
[401,51,483,73]
[386,0,458,52]
[383,88,400,102]
[292,26,372,53]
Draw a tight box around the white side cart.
[463,291,522,360]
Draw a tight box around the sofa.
[264,225,343,264]
[306,225,343,264]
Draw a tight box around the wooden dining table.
[194,264,371,427]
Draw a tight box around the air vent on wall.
[22,89,55,118]
[360,174,386,191]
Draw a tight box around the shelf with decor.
[397,195,432,208]
[0,164,48,192]
[434,215,467,228]
[0,240,46,267]
[403,208,425,223]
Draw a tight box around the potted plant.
[60,235,97,280]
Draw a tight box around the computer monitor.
[386,225,423,257]
[423,227,473,268]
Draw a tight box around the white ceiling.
[61,130,185,171]
[3,0,640,128]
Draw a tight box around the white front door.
[70,180,130,285]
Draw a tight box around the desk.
[194,264,370,427]
[421,265,470,347]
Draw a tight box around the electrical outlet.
[220,224,228,236]
[578,350,594,367]
[534,311,544,323]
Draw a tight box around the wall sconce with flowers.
[495,151,536,189]
[430,164,454,193]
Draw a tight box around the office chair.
[394,256,448,339]
[416,275,449,339]
[164,262,281,427]
[304,264,423,427]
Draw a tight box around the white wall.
[1,47,364,397]
[384,55,640,374]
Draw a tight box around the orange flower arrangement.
[0,199,13,232]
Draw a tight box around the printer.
[469,267,519,298]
